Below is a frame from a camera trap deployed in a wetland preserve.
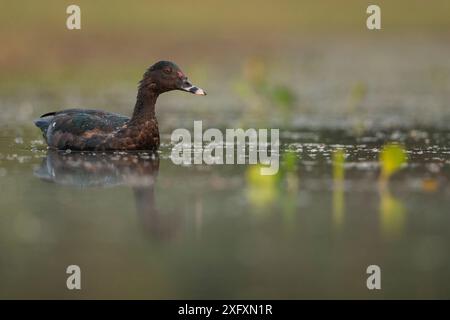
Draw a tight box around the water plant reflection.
[378,143,408,239]
[332,149,345,230]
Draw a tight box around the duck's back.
[34,108,130,150]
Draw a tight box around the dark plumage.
[34,61,206,151]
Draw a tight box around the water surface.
[1,126,450,299]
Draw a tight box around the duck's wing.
[34,108,130,145]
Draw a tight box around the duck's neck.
[130,89,158,124]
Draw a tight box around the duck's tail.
[33,112,56,139]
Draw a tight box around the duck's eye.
[163,68,172,74]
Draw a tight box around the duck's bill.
[180,82,207,95]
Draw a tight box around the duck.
[34,61,206,151]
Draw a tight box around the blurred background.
[1,0,450,299]
[1,0,449,130]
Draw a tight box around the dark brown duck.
[34,61,206,151]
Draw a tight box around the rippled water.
[1,126,450,299]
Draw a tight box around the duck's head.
[140,61,206,96]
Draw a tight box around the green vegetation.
[380,143,407,180]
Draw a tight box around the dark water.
[1,127,450,299]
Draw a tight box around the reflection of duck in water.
[34,151,179,241]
